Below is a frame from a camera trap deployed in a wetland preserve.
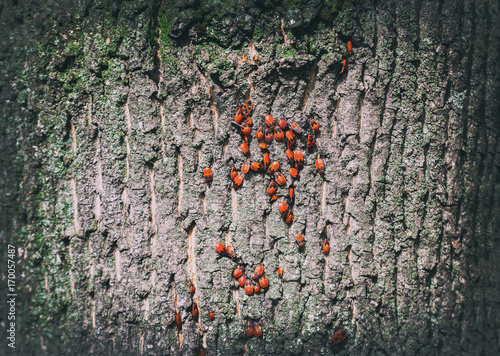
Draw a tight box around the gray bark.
[1,0,499,355]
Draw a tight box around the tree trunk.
[1,0,499,355]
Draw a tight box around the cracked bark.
[0,0,499,355]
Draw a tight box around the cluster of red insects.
[190,41,354,347]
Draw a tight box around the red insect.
[235,108,245,124]
[250,162,263,171]
[259,275,269,288]
[245,321,254,337]
[208,310,215,320]
[289,167,298,179]
[176,313,182,329]
[203,167,213,182]
[259,142,268,149]
[240,142,250,156]
[238,275,247,287]
[323,238,330,254]
[242,158,250,174]
[289,187,295,205]
[274,126,285,141]
[290,122,303,134]
[240,123,251,138]
[347,41,352,54]
[294,150,304,167]
[315,158,325,175]
[244,278,254,295]
[233,265,245,278]
[285,149,295,165]
[270,194,277,201]
[215,242,226,255]
[253,322,263,337]
[310,119,320,132]
[279,202,289,218]
[254,283,261,293]
[267,161,280,175]
[189,281,195,294]
[243,117,252,127]
[330,329,347,345]
[285,209,294,224]
[254,265,264,280]
[230,166,238,180]
[307,133,316,149]
[241,99,253,117]
[233,175,243,188]
[263,152,270,169]
[256,126,265,141]
[265,114,275,128]
[274,171,286,186]
[296,233,305,247]
[286,130,296,146]
[267,180,277,196]
[226,245,236,259]
[278,118,288,130]
[340,58,347,74]
[277,267,283,278]
[192,303,199,319]
[265,128,274,143]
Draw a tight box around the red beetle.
[240,142,250,156]
[347,41,352,54]
[263,153,270,169]
[279,202,289,218]
[226,245,236,259]
[289,187,295,205]
[259,275,269,288]
[233,175,243,188]
[330,329,347,345]
[250,162,263,171]
[176,313,182,329]
[289,167,298,179]
[253,322,263,337]
[277,267,283,278]
[192,303,199,319]
[235,108,245,124]
[323,238,330,254]
[290,122,303,134]
[267,180,277,196]
[267,161,280,175]
[285,209,294,224]
[242,158,250,174]
[254,265,264,280]
[208,310,215,320]
[241,99,253,117]
[189,281,195,294]
[245,321,254,337]
[285,149,295,165]
[278,118,288,130]
[244,278,254,295]
[259,142,268,149]
[274,126,285,141]
[240,123,251,138]
[256,126,265,141]
[270,194,278,201]
[243,117,252,127]
[310,119,320,132]
[285,130,296,146]
[203,167,213,182]
[215,242,226,255]
[265,114,275,128]
[307,133,315,149]
[294,150,304,167]
[315,158,325,175]
[230,166,238,180]
[233,265,245,278]
[238,275,247,287]
[254,283,261,293]
[274,171,286,186]
[340,58,347,74]
[296,233,305,247]
[265,128,273,143]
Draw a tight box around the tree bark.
[1,0,499,355]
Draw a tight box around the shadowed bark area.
[1,0,499,355]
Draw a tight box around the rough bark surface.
[1,0,499,355]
